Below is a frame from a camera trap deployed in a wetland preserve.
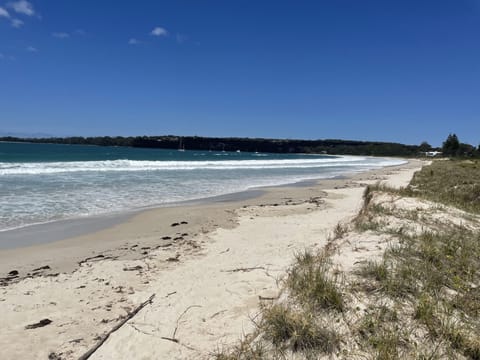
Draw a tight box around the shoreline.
[0,160,417,279]
[0,158,407,249]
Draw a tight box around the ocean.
[0,142,406,232]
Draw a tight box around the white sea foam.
[0,155,406,232]
[0,156,402,175]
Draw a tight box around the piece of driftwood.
[25,318,52,329]
[157,305,201,351]
[160,336,179,343]
[32,265,51,272]
[173,305,201,339]
[166,254,180,262]
[78,255,114,266]
[224,266,265,273]
[123,265,143,271]
[78,294,156,360]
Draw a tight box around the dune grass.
[352,161,480,359]
[409,159,480,214]
[285,250,344,312]
[260,303,339,355]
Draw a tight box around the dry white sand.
[0,160,425,360]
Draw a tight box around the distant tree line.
[0,134,478,158]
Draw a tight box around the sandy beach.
[0,160,425,360]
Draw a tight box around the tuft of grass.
[286,250,344,312]
[358,305,403,359]
[441,321,480,360]
[212,341,267,360]
[333,222,349,239]
[260,303,339,355]
[453,287,480,318]
[414,294,435,323]
[358,260,388,282]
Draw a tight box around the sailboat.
[178,138,185,152]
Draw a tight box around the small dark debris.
[141,247,150,250]
[171,222,180,227]
[161,236,172,240]
[32,265,51,272]
[123,265,143,271]
[68,338,83,344]
[25,318,52,329]
[180,221,188,224]
[166,254,180,262]
[186,240,200,249]
[78,254,106,266]
[173,236,184,241]
[181,233,188,237]
[8,270,19,277]
[154,243,172,249]
[48,352,64,360]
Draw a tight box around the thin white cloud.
[11,18,23,27]
[74,29,86,35]
[128,38,140,45]
[0,53,4,59]
[52,32,70,39]
[26,45,37,52]
[0,6,10,18]
[151,27,168,37]
[7,0,35,16]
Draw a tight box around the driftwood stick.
[78,294,156,360]
[223,266,265,273]
[172,305,201,339]
[258,295,278,301]
[161,336,179,343]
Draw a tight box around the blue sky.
[1,1,479,146]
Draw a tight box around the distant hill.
[0,131,55,138]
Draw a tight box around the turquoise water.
[0,142,405,231]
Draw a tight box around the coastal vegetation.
[0,135,428,157]
[1,133,478,158]
[214,159,480,359]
